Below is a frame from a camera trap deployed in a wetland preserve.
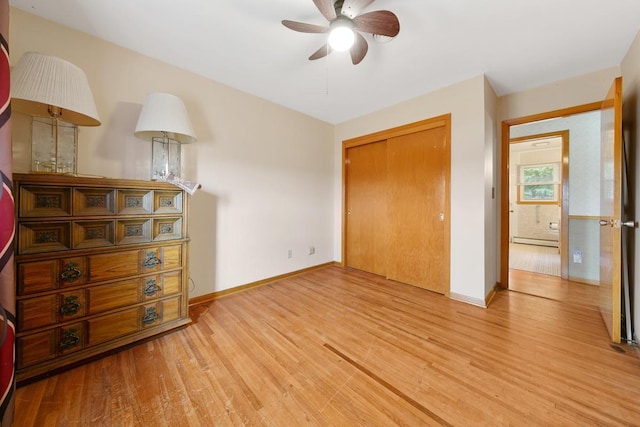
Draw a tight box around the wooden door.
[599,77,623,343]
[386,127,449,293]
[345,141,388,276]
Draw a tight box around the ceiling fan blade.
[312,0,337,21]
[282,20,328,33]
[353,10,400,37]
[341,0,375,19]
[309,44,333,60]
[350,33,368,65]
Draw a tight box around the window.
[517,163,560,204]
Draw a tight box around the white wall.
[10,8,335,298]
[621,29,640,343]
[334,75,493,305]
[510,112,601,216]
[484,77,499,297]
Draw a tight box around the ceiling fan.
[282,0,400,65]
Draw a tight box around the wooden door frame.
[500,102,602,288]
[342,114,452,294]
[509,130,569,279]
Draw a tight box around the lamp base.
[31,116,78,174]
[151,137,181,181]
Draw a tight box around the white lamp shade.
[11,52,101,126]
[134,92,197,144]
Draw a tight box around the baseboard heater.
[512,237,559,248]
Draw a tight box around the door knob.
[599,219,610,226]
[622,220,637,228]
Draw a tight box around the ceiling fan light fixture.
[328,16,355,51]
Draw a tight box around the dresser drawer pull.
[142,307,159,324]
[143,252,161,268]
[60,295,82,316]
[59,328,81,350]
[144,279,161,297]
[60,263,82,283]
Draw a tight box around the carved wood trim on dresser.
[13,173,191,384]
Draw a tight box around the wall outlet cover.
[573,249,582,264]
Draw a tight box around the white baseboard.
[450,292,487,308]
[512,237,558,248]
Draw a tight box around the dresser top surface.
[13,173,180,191]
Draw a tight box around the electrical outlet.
[288,249,292,259]
[308,246,315,255]
[573,249,582,264]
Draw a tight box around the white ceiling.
[9,0,640,124]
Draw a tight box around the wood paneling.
[342,115,451,294]
[345,140,388,275]
[387,127,448,292]
[14,266,640,426]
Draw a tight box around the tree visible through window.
[518,163,559,203]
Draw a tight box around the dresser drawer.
[159,245,182,270]
[73,188,116,216]
[18,257,88,295]
[18,259,58,295]
[73,220,115,249]
[17,322,86,369]
[18,221,71,254]
[116,219,152,245]
[152,217,182,241]
[116,189,153,215]
[16,329,55,369]
[142,271,182,301]
[88,296,182,346]
[18,290,86,331]
[88,278,140,315]
[18,185,71,218]
[154,191,182,214]
[88,249,141,282]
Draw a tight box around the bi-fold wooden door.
[344,116,450,294]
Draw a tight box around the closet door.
[387,126,449,293]
[345,141,388,276]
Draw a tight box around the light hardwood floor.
[509,268,601,309]
[14,266,640,426]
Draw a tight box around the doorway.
[501,103,604,305]
[508,132,566,279]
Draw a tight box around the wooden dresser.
[13,173,191,383]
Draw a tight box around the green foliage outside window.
[522,165,554,183]
[519,163,558,203]
[522,184,554,200]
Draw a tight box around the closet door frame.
[341,114,452,295]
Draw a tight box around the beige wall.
[498,67,620,122]
[10,8,336,297]
[621,29,640,343]
[484,77,499,296]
